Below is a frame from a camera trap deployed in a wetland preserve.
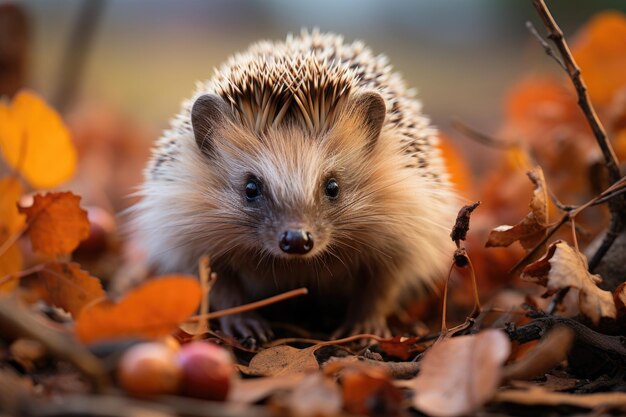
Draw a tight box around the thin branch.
[512,175,626,274]
[525,21,566,71]
[186,288,308,322]
[531,0,625,270]
[531,0,621,184]
[509,213,569,275]
[451,119,518,150]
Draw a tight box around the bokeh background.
[4,0,626,211]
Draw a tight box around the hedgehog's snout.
[279,229,314,254]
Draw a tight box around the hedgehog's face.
[219,129,341,260]
[190,92,387,262]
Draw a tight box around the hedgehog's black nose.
[279,230,314,254]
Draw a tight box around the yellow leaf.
[0,177,25,234]
[75,276,202,344]
[0,241,22,292]
[0,90,76,188]
[0,177,25,285]
[18,192,90,256]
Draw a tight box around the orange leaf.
[18,192,89,256]
[342,366,403,417]
[572,11,626,106]
[35,262,105,317]
[0,242,22,293]
[75,276,202,344]
[437,133,473,194]
[0,90,76,188]
[377,336,425,361]
[0,177,25,281]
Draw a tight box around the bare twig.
[186,288,308,322]
[531,0,625,270]
[502,325,573,381]
[531,0,621,183]
[451,119,518,150]
[505,316,626,360]
[510,162,626,274]
[509,213,569,275]
[545,287,571,315]
[525,21,566,71]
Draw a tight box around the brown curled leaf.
[486,167,548,250]
[450,201,480,245]
[521,240,616,324]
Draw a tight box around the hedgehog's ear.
[191,94,231,157]
[352,92,386,152]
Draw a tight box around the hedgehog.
[131,30,458,341]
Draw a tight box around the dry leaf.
[278,373,342,417]
[75,276,202,344]
[35,262,105,317]
[228,374,306,404]
[377,336,425,361]
[486,167,548,250]
[0,90,76,188]
[494,386,626,409]
[19,192,89,256]
[0,177,25,281]
[521,240,616,324]
[502,326,573,382]
[342,365,403,417]
[411,329,511,417]
[239,345,320,377]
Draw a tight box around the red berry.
[177,341,234,401]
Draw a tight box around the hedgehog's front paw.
[332,316,391,340]
[219,312,274,345]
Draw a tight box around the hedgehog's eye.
[325,178,339,199]
[245,177,261,201]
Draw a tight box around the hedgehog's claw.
[332,316,392,340]
[219,313,274,345]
